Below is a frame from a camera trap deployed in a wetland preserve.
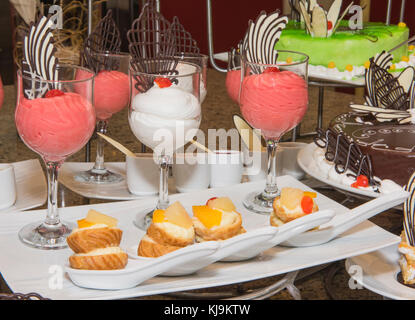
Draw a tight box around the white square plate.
[0,159,47,214]
[0,176,399,300]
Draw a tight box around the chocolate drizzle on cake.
[22,16,59,99]
[82,10,121,73]
[314,127,378,187]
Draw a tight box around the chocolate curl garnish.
[22,15,59,99]
[127,3,176,62]
[169,16,200,55]
[242,10,288,68]
[365,51,409,111]
[82,10,121,73]
[404,171,415,246]
[314,128,378,187]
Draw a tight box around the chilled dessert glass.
[225,50,241,103]
[174,53,208,103]
[15,65,96,249]
[128,58,201,230]
[75,52,130,184]
[239,50,309,214]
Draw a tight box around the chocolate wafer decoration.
[242,10,288,66]
[22,16,59,99]
[169,16,200,55]
[314,128,378,187]
[403,171,415,246]
[82,10,121,73]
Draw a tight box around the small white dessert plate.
[59,162,175,200]
[0,159,47,214]
[346,244,415,300]
[66,241,219,290]
[297,143,380,198]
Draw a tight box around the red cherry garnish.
[327,21,333,30]
[356,175,369,187]
[206,197,217,206]
[263,67,280,73]
[351,182,359,189]
[301,196,314,214]
[154,77,172,88]
[45,89,65,98]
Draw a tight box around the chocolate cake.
[329,112,415,187]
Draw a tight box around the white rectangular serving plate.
[0,176,399,300]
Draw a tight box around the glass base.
[18,220,75,250]
[243,191,280,214]
[133,208,156,231]
[74,168,124,184]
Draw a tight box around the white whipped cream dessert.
[129,84,201,155]
[176,62,207,103]
[309,147,402,194]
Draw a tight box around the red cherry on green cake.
[154,77,172,88]
[327,21,333,30]
[263,67,280,73]
[301,196,314,214]
[45,89,65,98]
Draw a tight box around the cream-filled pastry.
[192,197,245,242]
[271,188,319,227]
[138,201,195,257]
[399,232,415,285]
[67,210,128,270]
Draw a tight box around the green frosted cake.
[275,20,409,72]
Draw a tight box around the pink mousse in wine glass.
[15,92,96,162]
[76,69,129,120]
[240,70,308,140]
[225,69,241,103]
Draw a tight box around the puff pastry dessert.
[270,188,319,227]
[399,232,415,285]
[67,209,128,270]
[138,201,195,258]
[192,197,245,242]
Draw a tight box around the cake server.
[281,189,409,247]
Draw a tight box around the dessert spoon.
[281,189,409,247]
[97,133,136,158]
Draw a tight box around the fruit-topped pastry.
[270,188,319,227]
[398,172,415,284]
[138,201,195,258]
[192,197,246,242]
[67,210,128,270]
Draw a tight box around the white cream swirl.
[129,85,201,154]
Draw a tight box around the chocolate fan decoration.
[127,2,178,92]
[242,10,288,66]
[314,128,378,187]
[22,16,59,99]
[169,16,200,55]
[82,10,121,73]
[350,51,415,124]
[403,171,415,246]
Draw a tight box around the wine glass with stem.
[239,50,309,214]
[15,64,96,249]
[75,52,131,184]
[128,58,201,230]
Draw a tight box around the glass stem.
[157,154,170,210]
[262,139,280,200]
[44,161,62,226]
[93,120,108,171]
